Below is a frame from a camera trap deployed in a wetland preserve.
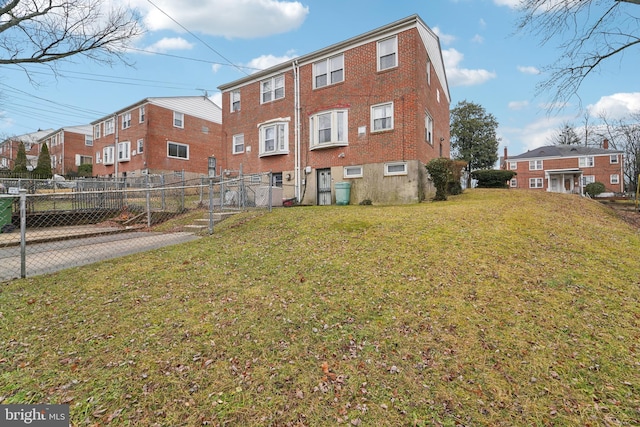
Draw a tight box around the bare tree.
[593,112,640,192]
[549,122,581,145]
[515,0,640,109]
[0,0,142,73]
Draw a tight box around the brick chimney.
[603,139,609,149]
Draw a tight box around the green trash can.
[0,197,13,231]
[335,182,351,205]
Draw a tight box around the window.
[261,75,285,103]
[104,119,115,136]
[510,178,517,187]
[384,162,407,176]
[611,174,620,184]
[437,89,440,103]
[95,151,101,164]
[85,135,93,146]
[371,102,393,132]
[314,54,344,88]
[344,165,363,178]
[50,155,56,168]
[139,105,145,122]
[117,141,130,162]
[103,146,114,165]
[233,134,245,154]
[508,161,517,170]
[173,111,184,128]
[231,90,241,112]
[425,112,433,144]
[582,175,595,186]
[168,141,189,159]
[259,121,289,156]
[137,139,144,154]
[529,178,544,188]
[309,110,348,149]
[122,112,131,129]
[272,173,283,187]
[579,156,594,167]
[75,155,92,166]
[427,60,431,86]
[93,124,101,139]
[529,160,543,170]
[610,154,619,164]
[377,36,398,71]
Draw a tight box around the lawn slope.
[1,189,639,426]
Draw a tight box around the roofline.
[218,14,434,92]
[90,96,216,125]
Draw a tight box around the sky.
[1,0,639,157]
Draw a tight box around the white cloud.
[479,18,487,28]
[501,114,573,153]
[145,37,193,53]
[471,34,484,44]
[493,0,520,8]
[432,26,456,45]
[442,48,496,87]
[210,92,222,108]
[517,65,540,75]
[508,100,529,110]
[245,51,298,72]
[587,92,640,119]
[129,0,309,39]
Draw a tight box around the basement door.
[317,168,332,205]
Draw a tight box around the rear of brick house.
[218,14,450,205]
[40,126,94,176]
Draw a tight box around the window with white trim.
[231,90,241,112]
[582,175,595,186]
[173,111,184,128]
[508,161,517,170]
[309,110,348,149]
[610,154,619,164]
[168,141,189,159]
[377,36,398,71]
[314,54,344,88]
[384,161,407,176]
[426,60,431,86]
[104,119,114,136]
[137,139,144,154]
[261,75,284,103]
[529,160,543,170]
[371,102,393,132]
[122,112,131,129]
[344,165,363,178]
[95,151,101,164]
[610,174,620,184]
[103,146,114,165]
[232,134,245,154]
[579,156,594,167]
[93,124,101,139]
[85,135,93,146]
[425,112,433,145]
[510,178,517,187]
[529,178,544,188]
[75,155,92,166]
[139,105,145,122]
[259,121,288,156]
[117,141,130,162]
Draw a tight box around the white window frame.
[232,134,245,154]
[529,178,544,188]
[377,36,398,71]
[117,141,131,162]
[309,109,349,149]
[425,112,433,145]
[259,121,289,156]
[261,75,285,104]
[85,135,93,146]
[103,146,114,165]
[139,105,145,123]
[384,161,407,176]
[104,119,114,136]
[426,60,431,86]
[95,151,101,164]
[610,154,619,164]
[582,175,595,186]
[231,90,241,112]
[167,141,189,159]
[121,112,131,129]
[344,165,363,178]
[371,102,394,132]
[75,154,92,166]
[610,174,620,184]
[508,161,517,170]
[93,124,101,139]
[137,138,144,154]
[313,54,345,88]
[173,111,184,128]
[529,160,543,171]
[510,178,517,188]
[579,156,594,167]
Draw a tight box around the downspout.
[292,60,301,201]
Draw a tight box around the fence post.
[181,170,185,212]
[146,173,152,228]
[208,178,214,235]
[268,172,273,213]
[19,189,27,279]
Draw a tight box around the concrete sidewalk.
[0,225,129,247]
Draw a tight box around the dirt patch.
[604,202,640,231]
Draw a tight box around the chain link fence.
[0,172,277,282]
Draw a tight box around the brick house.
[40,125,93,176]
[504,142,625,195]
[91,96,222,180]
[0,129,54,171]
[217,14,450,205]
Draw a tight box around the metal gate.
[317,168,332,205]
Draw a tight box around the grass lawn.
[1,189,639,426]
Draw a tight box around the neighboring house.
[0,129,54,171]
[218,14,450,205]
[504,141,624,195]
[40,125,93,175]
[92,96,222,180]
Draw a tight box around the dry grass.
[1,189,639,426]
